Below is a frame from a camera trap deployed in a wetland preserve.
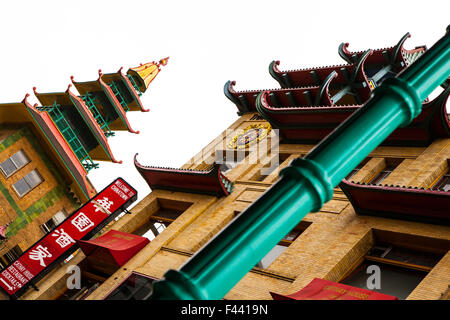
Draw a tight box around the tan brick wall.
[25,115,450,301]
[0,131,78,256]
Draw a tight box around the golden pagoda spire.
[127,57,169,93]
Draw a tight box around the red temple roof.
[270,278,398,300]
[270,32,426,89]
[255,85,449,146]
[224,80,334,115]
[134,155,234,197]
[226,33,426,115]
[339,179,450,225]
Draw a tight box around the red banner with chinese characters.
[0,178,137,299]
[270,278,398,300]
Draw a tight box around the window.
[12,169,43,197]
[216,150,248,173]
[0,150,30,177]
[256,221,311,269]
[252,153,291,182]
[345,157,371,180]
[339,230,449,300]
[341,260,427,300]
[133,199,192,241]
[0,245,23,269]
[104,272,157,300]
[368,158,402,185]
[57,259,110,300]
[41,209,69,233]
[431,169,450,192]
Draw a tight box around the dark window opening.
[339,229,449,300]
[341,260,427,300]
[40,209,69,234]
[104,272,157,300]
[368,158,403,185]
[256,221,312,269]
[133,199,192,240]
[216,150,249,174]
[56,258,112,300]
[345,157,371,180]
[0,245,23,270]
[431,167,450,192]
[252,153,291,182]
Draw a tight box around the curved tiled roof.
[134,154,234,197]
[340,179,450,225]
[255,85,449,146]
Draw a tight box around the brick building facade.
[10,33,449,300]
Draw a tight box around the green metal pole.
[149,26,450,300]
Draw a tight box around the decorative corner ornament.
[228,123,272,150]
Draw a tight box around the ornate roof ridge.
[342,179,450,193]
[258,90,359,110]
[134,154,217,174]
[340,43,396,57]
[228,80,319,95]
[271,59,352,74]
[134,154,233,197]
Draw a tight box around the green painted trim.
[5,186,66,238]
[0,130,25,153]
[68,95,114,163]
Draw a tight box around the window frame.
[11,169,44,198]
[367,158,403,185]
[256,220,312,269]
[0,150,30,178]
[431,171,450,192]
[103,271,158,300]
[40,209,70,234]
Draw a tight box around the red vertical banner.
[0,178,137,299]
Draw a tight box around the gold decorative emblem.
[228,123,271,150]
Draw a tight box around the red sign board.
[0,178,137,299]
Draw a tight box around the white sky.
[1,1,448,206]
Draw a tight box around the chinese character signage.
[0,178,137,299]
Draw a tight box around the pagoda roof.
[339,179,450,226]
[71,72,139,134]
[134,155,234,197]
[0,96,95,201]
[338,32,426,67]
[270,32,426,89]
[224,50,372,114]
[33,86,121,163]
[99,67,149,112]
[226,33,427,116]
[269,49,372,100]
[255,85,449,146]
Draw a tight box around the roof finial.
[158,57,169,66]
